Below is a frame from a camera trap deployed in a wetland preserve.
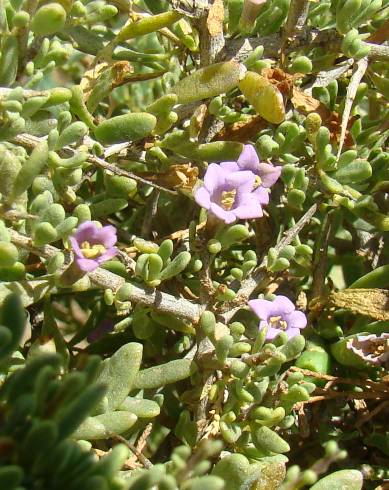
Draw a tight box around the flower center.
[80,241,106,259]
[220,190,237,210]
[366,339,389,357]
[269,315,288,330]
[253,175,262,189]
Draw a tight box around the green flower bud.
[73,203,91,223]
[31,3,67,36]
[46,252,65,274]
[256,134,279,159]
[41,203,65,227]
[200,311,216,337]
[0,242,18,267]
[229,341,251,357]
[94,113,157,145]
[290,56,312,74]
[55,121,88,149]
[147,253,163,286]
[33,222,58,246]
[287,189,306,210]
[230,359,250,378]
[279,335,305,361]
[216,285,236,302]
[116,283,133,302]
[215,334,233,363]
[0,35,18,86]
[12,141,48,199]
[217,224,249,249]
[207,239,222,254]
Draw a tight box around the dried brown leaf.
[329,288,389,321]
[214,115,267,142]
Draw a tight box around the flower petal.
[225,170,255,192]
[285,327,301,339]
[237,144,259,173]
[97,247,118,263]
[69,236,83,257]
[257,163,281,188]
[195,186,211,209]
[210,203,236,224]
[76,258,99,272]
[204,163,225,192]
[220,161,240,172]
[74,221,98,243]
[233,200,263,220]
[285,310,307,329]
[272,295,295,314]
[266,326,282,340]
[98,225,117,247]
[249,298,272,320]
[252,186,270,205]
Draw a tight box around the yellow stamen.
[81,241,106,259]
[220,190,236,210]
[253,175,262,189]
[269,315,288,330]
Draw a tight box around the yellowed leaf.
[207,0,224,37]
[239,71,285,124]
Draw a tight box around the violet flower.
[236,144,281,189]
[194,162,270,224]
[249,295,307,340]
[346,333,389,365]
[69,221,118,272]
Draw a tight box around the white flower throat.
[81,241,106,259]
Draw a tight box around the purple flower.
[69,221,118,272]
[236,144,281,188]
[194,145,281,224]
[249,295,307,340]
[194,163,270,224]
[346,333,389,365]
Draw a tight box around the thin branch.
[337,57,368,159]
[224,29,389,63]
[310,210,334,300]
[9,229,201,322]
[12,133,177,196]
[111,434,153,469]
[282,0,309,44]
